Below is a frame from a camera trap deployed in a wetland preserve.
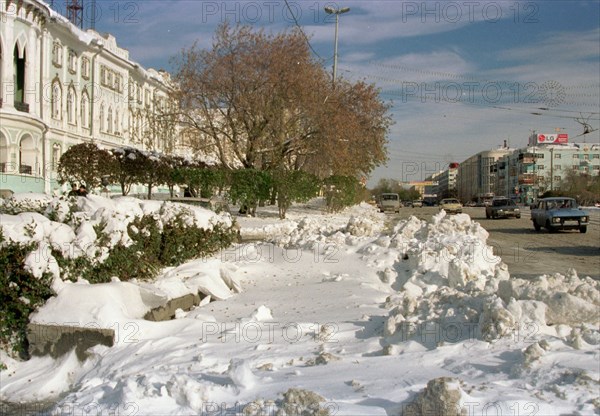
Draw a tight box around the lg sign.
[537,133,568,144]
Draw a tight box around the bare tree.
[171,23,391,178]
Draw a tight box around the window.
[554,153,561,159]
[100,66,107,86]
[68,50,77,74]
[573,154,580,159]
[13,45,26,104]
[583,154,589,160]
[537,165,544,170]
[51,81,62,120]
[81,91,90,128]
[99,103,105,131]
[52,144,61,171]
[67,87,76,124]
[553,176,561,182]
[52,42,63,67]
[81,57,90,79]
[115,74,121,92]
[593,154,599,159]
[107,107,113,134]
[554,165,561,170]
[114,109,119,134]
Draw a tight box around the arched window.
[67,86,76,124]
[13,45,26,104]
[81,90,90,128]
[0,132,9,172]
[52,80,62,119]
[52,143,61,171]
[19,135,35,175]
[114,109,120,135]
[99,103,105,132]
[107,107,113,134]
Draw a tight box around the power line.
[283,0,324,62]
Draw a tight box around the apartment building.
[457,146,514,203]
[493,133,600,203]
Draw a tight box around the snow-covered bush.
[0,193,54,215]
[0,230,55,358]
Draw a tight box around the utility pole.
[324,6,350,86]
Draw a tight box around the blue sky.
[57,0,600,185]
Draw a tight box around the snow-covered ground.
[1,197,598,415]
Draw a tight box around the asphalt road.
[388,206,600,281]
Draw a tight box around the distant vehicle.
[412,200,424,208]
[482,193,495,207]
[530,197,589,233]
[378,193,401,213]
[465,201,477,207]
[402,200,412,208]
[486,197,521,219]
[439,198,463,214]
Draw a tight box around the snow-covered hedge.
[0,194,238,357]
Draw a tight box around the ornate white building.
[0,0,175,195]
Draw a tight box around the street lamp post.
[324,6,350,86]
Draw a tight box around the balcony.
[14,101,30,113]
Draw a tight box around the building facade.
[1,0,175,195]
[436,162,459,200]
[457,146,514,203]
[493,135,600,203]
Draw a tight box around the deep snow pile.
[361,212,599,348]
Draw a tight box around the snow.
[1,198,598,414]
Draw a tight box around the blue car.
[530,197,589,233]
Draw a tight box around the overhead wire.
[283,0,327,62]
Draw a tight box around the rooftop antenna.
[66,0,84,29]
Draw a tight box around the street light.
[324,6,350,85]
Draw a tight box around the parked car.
[439,198,463,214]
[530,197,589,233]
[412,200,424,208]
[486,197,521,219]
[378,193,401,213]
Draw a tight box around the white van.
[378,193,401,213]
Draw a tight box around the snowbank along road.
[390,206,600,281]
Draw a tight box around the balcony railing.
[19,164,33,174]
[0,163,33,174]
[14,101,30,113]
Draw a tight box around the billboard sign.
[535,133,568,144]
